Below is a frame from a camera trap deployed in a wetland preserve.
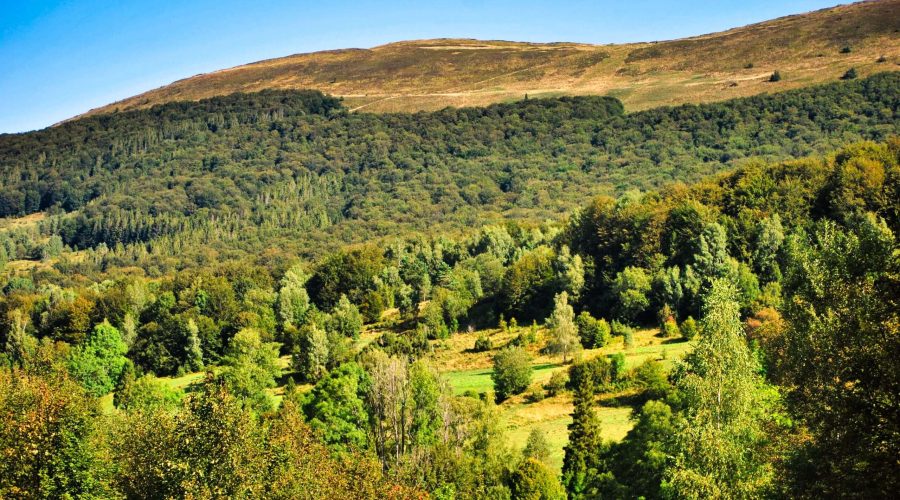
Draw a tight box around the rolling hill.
[78,0,900,118]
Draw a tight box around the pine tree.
[562,370,608,498]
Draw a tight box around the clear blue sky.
[1,0,842,133]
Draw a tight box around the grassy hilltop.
[77,0,900,118]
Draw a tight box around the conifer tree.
[562,369,608,498]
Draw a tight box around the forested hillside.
[0,73,897,276]
[1,120,898,498]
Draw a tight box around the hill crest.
[76,0,900,119]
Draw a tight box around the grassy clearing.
[437,326,693,471]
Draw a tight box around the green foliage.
[473,334,493,352]
[633,359,671,401]
[0,366,108,498]
[277,264,311,329]
[328,294,363,339]
[543,370,568,397]
[510,458,566,500]
[680,316,699,340]
[769,70,782,82]
[611,321,635,348]
[778,214,899,497]
[218,328,281,412]
[292,322,330,382]
[575,311,610,348]
[612,266,652,322]
[301,362,370,452]
[545,291,581,362]
[664,279,774,498]
[562,364,608,498]
[596,399,677,499]
[523,428,553,465]
[491,346,533,401]
[114,372,183,412]
[568,356,614,394]
[67,320,129,397]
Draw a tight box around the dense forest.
[0,73,896,272]
[0,74,898,499]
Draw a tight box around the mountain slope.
[2,73,895,269]
[79,0,899,118]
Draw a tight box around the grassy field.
[435,326,693,471]
[78,1,899,120]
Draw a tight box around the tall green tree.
[218,328,281,412]
[562,367,608,498]
[546,291,581,362]
[67,320,129,397]
[778,215,899,497]
[664,279,774,498]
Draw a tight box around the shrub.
[681,316,699,340]
[525,386,546,403]
[840,45,852,54]
[610,353,627,382]
[568,356,612,393]
[576,311,610,348]
[841,68,858,80]
[544,370,569,397]
[769,70,782,82]
[633,359,670,400]
[492,346,533,401]
[510,458,566,500]
[662,319,680,338]
[523,429,552,464]
[877,55,887,63]
[623,328,635,349]
[473,334,493,352]
[611,320,636,348]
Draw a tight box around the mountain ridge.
[74,0,900,121]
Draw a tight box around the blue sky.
[0,0,841,133]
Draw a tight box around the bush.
[576,311,610,348]
[841,68,858,80]
[769,70,782,82]
[544,370,569,397]
[510,326,537,347]
[662,319,680,338]
[624,328,635,348]
[492,346,533,401]
[840,45,852,54]
[568,356,612,393]
[510,458,566,500]
[681,316,699,340]
[610,353,626,382]
[633,359,670,400]
[525,386,546,403]
[473,334,493,352]
[611,320,635,348]
[523,429,552,464]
